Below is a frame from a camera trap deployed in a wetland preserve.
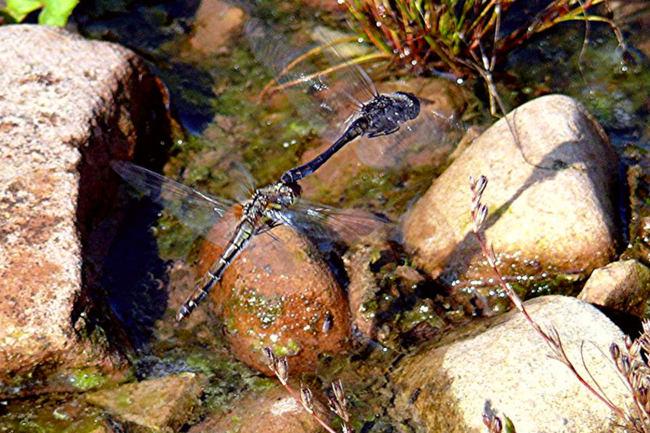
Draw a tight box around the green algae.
[0,394,103,433]
[234,287,285,329]
[70,368,108,392]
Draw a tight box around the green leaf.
[6,0,43,22]
[4,0,78,25]
[38,0,78,26]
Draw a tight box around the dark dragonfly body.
[176,181,300,321]
[280,91,421,183]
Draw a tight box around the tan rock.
[189,386,327,433]
[404,94,620,285]
[345,242,381,339]
[86,373,206,432]
[192,211,351,375]
[190,0,246,55]
[579,259,650,317]
[0,25,170,397]
[392,296,629,433]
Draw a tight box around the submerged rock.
[190,0,246,55]
[86,373,205,432]
[392,296,629,433]
[189,386,327,433]
[0,26,170,396]
[194,212,351,375]
[579,259,650,317]
[404,94,620,287]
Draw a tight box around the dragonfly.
[246,19,461,180]
[111,160,387,321]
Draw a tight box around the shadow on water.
[100,196,170,350]
[74,0,218,133]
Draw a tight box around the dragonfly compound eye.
[394,91,421,120]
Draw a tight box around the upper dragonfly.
[111,161,386,321]
[246,19,458,181]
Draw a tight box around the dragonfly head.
[276,181,301,206]
[393,91,421,121]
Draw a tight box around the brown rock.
[404,94,620,285]
[579,259,650,317]
[298,0,347,13]
[0,25,170,396]
[392,296,629,433]
[192,211,351,375]
[345,240,386,339]
[190,0,246,55]
[86,373,206,432]
[189,386,327,433]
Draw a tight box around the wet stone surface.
[85,372,206,432]
[191,211,351,375]
[189,386,327,433]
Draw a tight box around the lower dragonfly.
[111,160,387,321]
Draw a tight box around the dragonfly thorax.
[361,92,421,138]
[245,181,300,222]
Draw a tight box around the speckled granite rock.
[0,25,170,397]
[579,259,650,317]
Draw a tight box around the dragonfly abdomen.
[176,219,256,321]
[279,117,369,184]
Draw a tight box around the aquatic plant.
[265,347,354,433]
[470,175,650,433]
[344,0,620,77]
[2,0,78,26]
[483,412,517,433]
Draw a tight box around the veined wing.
[353,106,466,169]
[246,20,467,171]
[111,161,236,237]
[281,198,391,244]
[245,19,378,139]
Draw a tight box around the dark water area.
[3,0,650,431]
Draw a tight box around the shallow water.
[3,1,650,431]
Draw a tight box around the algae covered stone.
[85,373,206,432]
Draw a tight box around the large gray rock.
[0,25,170,397]
[403,95,620,286]
[392,296,630,433]
[579,259,650,317]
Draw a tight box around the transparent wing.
[312,26,379,105]
[354,106,466,169]
[246,20,468,172]
[111,161,236,237]
[245,19,378,139]
[282,198,391,244]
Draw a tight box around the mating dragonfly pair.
[113,21,443,322]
